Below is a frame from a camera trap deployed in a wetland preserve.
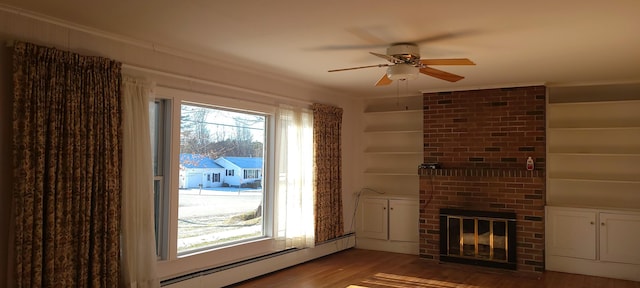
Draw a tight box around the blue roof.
[220,157,263,169]
[180,154,223,169]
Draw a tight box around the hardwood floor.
[227,248,640,288]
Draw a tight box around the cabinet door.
[546,208,597,260]
[358,198,388,240]
[600,213,640,265]
[388,199,419,242]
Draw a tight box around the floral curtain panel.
[12,42,122,287]
[312,103,344,243]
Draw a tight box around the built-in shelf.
[364,129,422,134]
[363,109,423,114]
[362,95,423,113]
[548,151,640,157]
[363,169,419,176]
[364,149,423,155]
[548,177,640,184]
[546,86,640,210]
[361,95,423,204]
[547,126,640,130]
[548,175,639,183]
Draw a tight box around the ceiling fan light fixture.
[387,64,419,81]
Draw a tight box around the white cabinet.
[358,198,388,240]
[358,197,418,242]
[546,208,596,260]
[546,206,640,281]
[600,212,640,265]
[356,196,419,254]
[388,199,419,242]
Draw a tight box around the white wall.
[0,6,363,286]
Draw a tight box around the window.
[244,169,260,179]
[151,99,169,259]
[152,87,313,277]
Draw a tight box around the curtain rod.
[122,64,313,106]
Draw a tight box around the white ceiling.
[2,0,640,98]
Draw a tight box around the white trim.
[126,65,312,107]
[154,86,277,116]
[546,255,640,282]
[419,82,547,94]
[355,238,418,255]
[545,79,640,88]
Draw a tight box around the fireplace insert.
[439,208,517,270]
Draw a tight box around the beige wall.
[0,7,363,285]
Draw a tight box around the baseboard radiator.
[161,233,355,287]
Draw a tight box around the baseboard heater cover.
[160,233,355,286]
[160,248,299,286]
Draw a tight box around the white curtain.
[121,76,159,288]
[274,104,315,249]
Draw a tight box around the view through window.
[178,103,266,254]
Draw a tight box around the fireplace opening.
[439,208,517,270]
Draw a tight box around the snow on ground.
[177,188,263,252]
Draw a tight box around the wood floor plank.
[227,249,640,288]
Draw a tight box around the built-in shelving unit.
[361,95,423,196]
[356,95,423,254]
[545,84,640,281]
[547,90,640,209]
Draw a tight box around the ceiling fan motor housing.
[386,43,421,80]
[387,43,421,62]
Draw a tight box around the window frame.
[154,87,279,278]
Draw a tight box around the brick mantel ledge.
[418,168,544,178]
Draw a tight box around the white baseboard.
[163,234,356,288]
[355,237,418,255]
[546,255,640,282]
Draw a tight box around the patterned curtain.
[312,103,344,243]
[12,42,122,287]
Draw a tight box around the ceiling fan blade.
[328,64,390,72]
[345,27,388,46]
[310,43,387,50]
[375,74,393,86]
[370,52,402,63]
[420,58,476,66]
[409,30,479,45]
[420,67,465,82]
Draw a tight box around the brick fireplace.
[418,86,546,272]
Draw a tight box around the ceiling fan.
[328,43,475,86]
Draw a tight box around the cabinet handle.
[390,207,394,210]
[383,207,386,210]
[601,222,605,226]
[590,221,594,225]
